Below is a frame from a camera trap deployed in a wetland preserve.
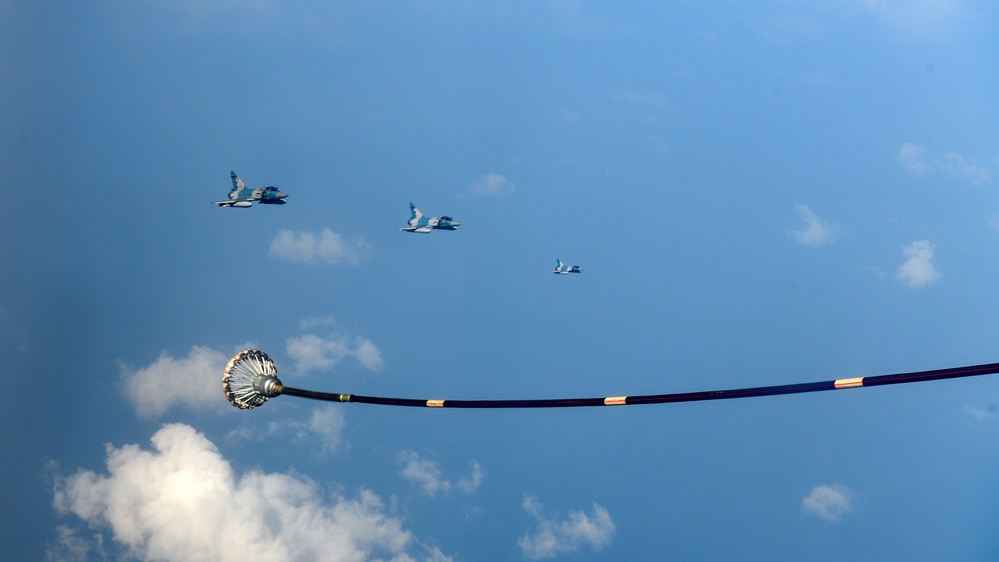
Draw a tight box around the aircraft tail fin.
[409,203,422,221]
[230,171,245,194]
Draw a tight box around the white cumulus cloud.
[287,333,384,374]
[787,204,836,247]
[896,240,941,287]
[466,173,516,197]
[121,346,229,419]
[802,484,855,522]
[398,451,484,497]
[52,423,450,562]
[517,494,615,559]
[269,228,370,265]
[897,142,989,185]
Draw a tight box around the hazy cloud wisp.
[897,142,989,185]
[802,484,855,521]
[517,494,615,559]
[466,173,516,197]
[897,142,930,175]
[269,228,371,265]
[398,450,484,497]
[787,204,836,247]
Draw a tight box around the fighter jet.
[212,171,288,207]
[553,259,583,274]
[399,203,460,233]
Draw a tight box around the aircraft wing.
[213,200,253,207]
[399,226,432,233]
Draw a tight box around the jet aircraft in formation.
[553,259,583,274]
[399,203,460,233]
[212,175,581,271]
[213,171,288,207]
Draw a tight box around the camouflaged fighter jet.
[212,171,288,207]
[553,259,583,274]
[398,203,460,233]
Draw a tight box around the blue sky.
[3,1,999,560]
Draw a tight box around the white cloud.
[300,316,337,331]
[353,338,385,371]
[802,484,855,522]
[47,525,107,562]
[860,0,964,37]
[399,450,450,497]
[559,109,580,123]
[896,240,941,287]
[988,213,999,233]
[787,204,836,247]
[234,409,346,453]
[398,451,484,497]
[964,404,997,421]
[897,142,930,175]
[467,173,516,197]
[863,265,887,279]
[457,461,485,495]
[610,89,670,111]
[269,228,370,265]
[53,423,449,562]
[305,408,346,452]
[121,346,229,419]
[611,88,671,125]
[938,150,989,185]
[287,333,384,374]
[746,13,824,43]
[897,143,989,185]
[517,494,615,559]
[229,408,345,454]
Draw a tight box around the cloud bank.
[52,423,450,562]
[270,229,371,265]
[802,484,855,522]
[896,240,941,287]
[787,204,836,247]
[517,494,615,559]
[121,346,229,418]
[398,451,484,497]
